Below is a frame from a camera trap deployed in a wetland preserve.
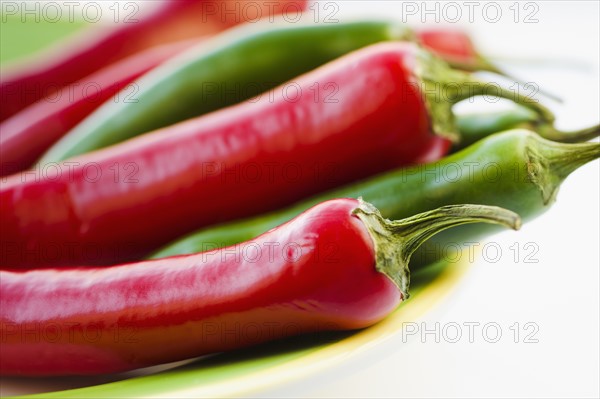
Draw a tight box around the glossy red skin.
[0,198,400,376]
[0,40,196,177]
[0,0,308,121]
[0,42,450,268]
[417,29,480,66]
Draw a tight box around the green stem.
[443,56,498,74]
[417,48,599,145]
[416,49,546,141]
[449,72,556,123]
[503,133,600,206]
[449,76,600,143]
[529,134,600,180]
[454,108,599,150]
[452,55,564,103]
[491,71,564,104]
[536,123,600,144]
[353,201,521,299]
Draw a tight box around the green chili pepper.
[454,106,599,150]
[151,129,599,269]
[453,106,538,151]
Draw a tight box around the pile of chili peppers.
[0,0,599,380]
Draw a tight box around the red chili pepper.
[0,24,485,178]
[0,0,307,122]
[0,199,519,376]
[0,42,549,269]
[0,40,196,177]
[417,28,485,71]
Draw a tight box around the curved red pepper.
[0,42,452,269]
[0,40,196,177]
[0,0,307,121]
[0,199,391,375]
[0,198,519,376]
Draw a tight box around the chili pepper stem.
[416,49,553,141]
[353,200,521,298]
[453,109,599,151]
[418,49,598,144]
[526,133,600,204]
[452,56,506,77]
[536,123,600,144]
[415,52,462,142]
[453,72,555,123]
[448,56,564,104]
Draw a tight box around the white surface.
[266,1,599,398]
